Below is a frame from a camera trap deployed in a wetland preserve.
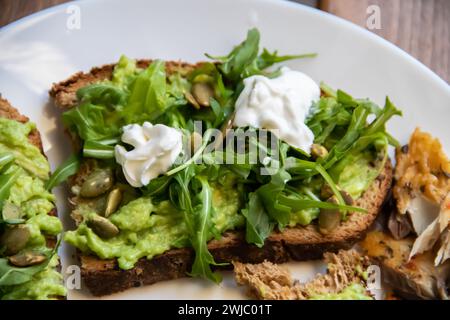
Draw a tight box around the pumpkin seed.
[71,185,81,196]
[80,169,114,198]
[104,188,122,217]
[320,184,334,200]
[184,91,200,109]
[340,190,354,206]
[2,202,25,224]
[87,215,119,239]
[311,144,328,159]
[0,225,30,255]
[318,196,341,235]
[192,83,214,107]
[8,251,47,267]
[193,74,214,84]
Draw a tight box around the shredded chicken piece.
[233,250,370,300]
[409,182,450,265]
[362,231,450,299]
[394,128,449,214]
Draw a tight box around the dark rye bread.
[50,61,393,296]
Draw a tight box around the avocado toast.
[0,98,66,300]
[50,29,399,296]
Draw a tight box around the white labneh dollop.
[115,122,183,187]
[233,67,320,153]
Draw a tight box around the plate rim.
[1,0,448,91]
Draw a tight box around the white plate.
[0,0,448,300]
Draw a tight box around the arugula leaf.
[45,154,81,190]
[0,247,54,286]
[365,97,402,135]
[141,175,173,197]
[0,166,21,209]
[0,153,14,171]
[206,28,316,82]
[256,169,292,227]
[189,176,222,282]
[241,192,274,247]
[257,49,317,70]
[170,166,222,282]
[126,60,169,122]
[83,140,115,159]
[207,28,260,82]
[63,102,120,141]
[277,196,366,213]
[322,106,370,169]
[77,83,126,107]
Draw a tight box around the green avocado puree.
[0,118,50,179]
[65,151,380,271]
[309,283,373,300]
[0,118,65,300]
[64,181,244,270]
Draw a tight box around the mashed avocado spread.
[64,152,379,271]
[0,118,65,300]
[65,177,245,270]
[309,283,372,300]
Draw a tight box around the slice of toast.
[50,61,393,296]
[0,97,64,299]
[233,249,372,300]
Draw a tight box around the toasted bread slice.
[50,61,393,296]
[0,97,64,299]
[233,250,372,300]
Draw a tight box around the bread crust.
[49,61,393,296]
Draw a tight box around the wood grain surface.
[0,0,449,82]
[320,0,449,82]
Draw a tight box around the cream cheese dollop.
[115,122,183,187]
[233,67,320,153]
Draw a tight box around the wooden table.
[0,0,448,82]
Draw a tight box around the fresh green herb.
[126,60,169,122]
[256,169,292,227]
[189,175,222,282]
[45,154,81,190]
[0,153,14,171]
[170,165,222,282]
[62,102,119,141]
[0,166,21,211]
[207,28,316,82]
[241,192,274,247]
[206,28,260,82]
[83,140,115,159]
[257,49,317,70]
